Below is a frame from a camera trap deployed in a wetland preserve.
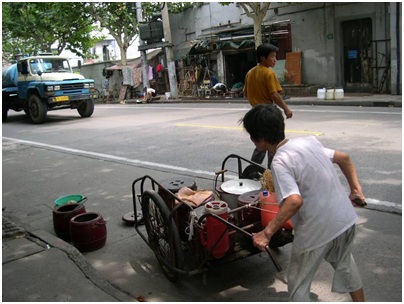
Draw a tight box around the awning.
[173,40,252,60]
[105,62,139,71]
[105,49,162,71]
[173,41,197,61]
[215,39,255,50]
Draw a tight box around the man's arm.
[269,91,293,118]
[252,194,302,251]
[333,151,366,206]
[243,76,248,98]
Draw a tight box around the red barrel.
[53,203,86,242]
[200,201,229,258]
[237,190,261,232]
[260,191,293,230]
[70,212,107,252]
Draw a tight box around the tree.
[87,2,139,66]
[236,2,271,48]
[2,2,102,61]
[141,2,203,17]
[220,2,271,48]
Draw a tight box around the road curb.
[2,213,136,302]
[112,96,402,108]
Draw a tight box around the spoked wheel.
[141,190,184,282]
[241,164,266,180]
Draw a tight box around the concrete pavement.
[2,94,402,302]
[2,214,133,302]
[145,93,402,107]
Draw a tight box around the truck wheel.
[28,95,47,124]
[2,107,8,122]
[77,99,94,117]
[2,93,9,122]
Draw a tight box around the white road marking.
[3,136,216,177]
[3,136,401,213]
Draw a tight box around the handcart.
[131,154,294,282]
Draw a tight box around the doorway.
[342,18,373,92]
[224,51,256,87]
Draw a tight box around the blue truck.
[2,55,97,124]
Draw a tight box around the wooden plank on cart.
[118,85,128,101]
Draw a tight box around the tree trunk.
[253,17,263,47]
[239,2,271,49]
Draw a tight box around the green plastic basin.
[54,194,85,207]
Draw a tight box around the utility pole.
[136,2,149,89]
[161,4,178,99]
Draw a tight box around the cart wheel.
[241,164,266,180]
[141,190,184,282]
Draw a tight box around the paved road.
[3,103,402,213]
[2,102,402,302]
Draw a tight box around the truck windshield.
[29,58,72,74]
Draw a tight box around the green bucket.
[54,194,85,207]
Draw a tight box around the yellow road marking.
[175,123,324,136]
[176,123,240,130]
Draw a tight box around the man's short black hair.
[241,104,285,145]
[256,43,279,63]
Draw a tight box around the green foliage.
[168,2,204,13]
[2,2,103,61]
[87,2,138,45]
[141,2,203,18]
[86,2,139,65]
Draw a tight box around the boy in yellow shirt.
[244,44,293,167]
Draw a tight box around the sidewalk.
[2,95,402,302]
[121,93,402,107]
[2,193,402,302]
[2,214,134,302]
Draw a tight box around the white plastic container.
[165,92,171,100]
[326,88,335,100]
[334,88,344,100]
[317,88,326,100]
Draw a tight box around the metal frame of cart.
[131,154,293,282]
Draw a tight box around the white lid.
[205,201,228,214]
[220,179,261,195]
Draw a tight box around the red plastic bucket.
[70,212,107,252]
[260,191,293,230]
[53,203,86,242]
[200,201,229,258]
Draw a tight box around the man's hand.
[284,108,293,119]
[270,91,293,119]
[349,191,367,207]
[252,230,271,252]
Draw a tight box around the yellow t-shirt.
[244,64,282,106]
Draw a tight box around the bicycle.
[93,88,102,103]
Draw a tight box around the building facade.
[169,2,401,95]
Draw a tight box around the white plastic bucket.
[334,88,344,100]
[326,88,335,100]
[165,92,171,100]
[317,88,326,100]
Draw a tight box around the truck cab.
[2,55,97,124]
